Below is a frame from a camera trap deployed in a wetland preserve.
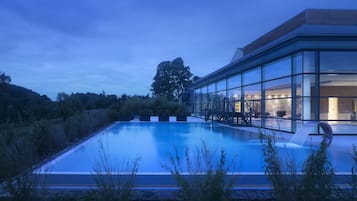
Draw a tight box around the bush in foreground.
[260,133,335,201]
[93,141,140,201]
[163,142,236,201]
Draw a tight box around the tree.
[0,72,11,84]
[151,57,195,101]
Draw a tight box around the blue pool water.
[41,122,354,173]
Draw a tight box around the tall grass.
[260,132,335,201]
[0,109,113,200]
[0,124,49,201]
[93,141,140,201]
[163,141,236,201]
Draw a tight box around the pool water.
[40,122,354,173]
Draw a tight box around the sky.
[1,0,357,100]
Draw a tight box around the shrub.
[301,141,334,200]
[260,133,297,201]
[260,133,335,201]
[64,109,111,141]
[163,142,236,201]
[0,124,36,180]
[32,120,59,157]
[93,141,140,201]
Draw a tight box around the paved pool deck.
[188,116,357,155]
[131,115,357,155]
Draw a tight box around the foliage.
[0,84,53,123]
[0,124,48,201]
[0,124,36,180]
[353,145,357,200]
[301,141,334,200]
[0,109,112,182]
[0,72,11,84]
[152,96,188,116]
[56,92,118,120]
[260,134,296,201]
[337,145,357,201]
[93,141,140,201]
[5,169,48,201]
[108,95,189,120]
[260,133,335,201]
[163,142,235,201]
[151,57,195,101]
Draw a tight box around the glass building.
[190,9,357,134]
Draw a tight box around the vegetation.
[93,141,140,201]
[0,82,118,182]
[108,95,190,121]
[151,57,198,102]
[0,71,193,201]
[163,142,236,201]
[260,133,335,201]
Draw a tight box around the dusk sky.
[1,0,357,100]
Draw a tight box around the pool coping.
[30,171,355,200]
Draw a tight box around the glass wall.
[216,79,227,113]
[263,57,291,80]
[243,67,262,126]
[319,51,357,134]
[193,88,201,116]
[243,83,262,126]
[263,57,292,131]
[243,67,261,85]
[227,74,242,113]
[192,50,357,135]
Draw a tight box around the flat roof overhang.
[192,25,357,89]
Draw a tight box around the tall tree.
[151,57,194,101]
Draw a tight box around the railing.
[204,97,252,126]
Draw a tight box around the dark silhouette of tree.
[151,57,195,101]
[193,75,200,82]
[0,72,11,84]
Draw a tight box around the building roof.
[244,9,357,55]
[193,9,357,88]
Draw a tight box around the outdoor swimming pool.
[39,122,353,174]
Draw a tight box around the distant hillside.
[0,83,53,123]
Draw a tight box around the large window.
[319,74,357,121]
[228,88,241,113]
[265,77,292,98]
[243,84,261,100]
[319,51,357,134]
[228,88,241,102]
[216,79,226,91]
[194,88,201,115]
[263,56,291,80]
[243,83,261,127]
[295,74,315,97]
[320,51,357,73]
[293,53,302,75]
[207,83,215,93]
[303,51,316,73]
[227,74,241,89]
[264,77,292,131]
[243,67,261,85]
[201,86,208,113]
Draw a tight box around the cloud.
[1,0,357,100]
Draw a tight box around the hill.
[0,83,53,123]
